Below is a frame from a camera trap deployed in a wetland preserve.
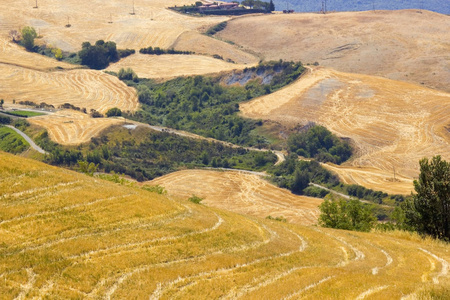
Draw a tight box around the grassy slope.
[0,151,449,298]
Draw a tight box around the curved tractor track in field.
[1,153,449,299]
[28,110,128,145]
[0,64,138,114]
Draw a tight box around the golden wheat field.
[1,152,449,299]
[28,110,126,145]
[217,9,450,93]
[150,169,322,226]
[0,0,226,51]
[0,64,138,113]
[240,67,450,194]
[106,53,254,80]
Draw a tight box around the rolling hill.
[275,0,449,14]
[1,151,450,298]
[150,169,322,226]
[217,9,450,93]
[239,67,450,194]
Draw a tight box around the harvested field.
[171,31,259,65]
[0,37,76,71]
[217,9,450,92]
[106,53,254,80]
[0,64,138,113]
[240,67,450,194]
[29,110,125,145]
[150,169,322,226]
[0,0,228,52]
[1,152,449,299]
[323,164,414,195]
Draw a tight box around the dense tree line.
[122,61,304,147]
[37,126,276,181]
[268,154,340,194]
[139,47,194,55]
[287,125,352,164]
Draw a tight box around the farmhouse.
[199,2,239,12]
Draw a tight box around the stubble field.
[150,169,322,226]
[217,9,450,93]
[240,67,450,194]
[1,152,449,299]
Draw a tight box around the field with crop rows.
[28,110,126,145]
[217,9,450,93]
[240,67,450,194]
[0,152,449,299]
[151,169,322,226]
[106,53,253,80]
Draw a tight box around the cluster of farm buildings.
[198,2,240,11]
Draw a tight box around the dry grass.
[28,110,126,145]
[240,67,450,194]
[150,169,322,226]
[106,53,254,80]
[217,9,450,93]
[0,151,449,299]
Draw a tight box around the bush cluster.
[139,47,194,55]
[287,125,352,164]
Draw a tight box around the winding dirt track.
[1,152,449,299]
[240,67,450,194]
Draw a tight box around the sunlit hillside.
[240,67,450,194]
[217,9,450,93]
[1,152,449,299]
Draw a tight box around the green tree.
[106,107,122,117]
[404,156,450,241]
[319,195,376,232]
[290,169,310,194]
[77,160,98,176]
[21,26,37,51]
[0,99,4,109]
[269,0,275,12]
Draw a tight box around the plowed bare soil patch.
[240,68,450,194]
[28,110,125,145]
[0,64,138,113]
[106,53,254,80]
[217,10,450,92]
[150,169,322,225]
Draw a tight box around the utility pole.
[130,0,135,15]
[33,0,38,8]
[108,13,113,23]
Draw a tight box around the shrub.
[118,68,138,82]
[21,26,37,51]
[188,195,203,204]
[106,107,122,117]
